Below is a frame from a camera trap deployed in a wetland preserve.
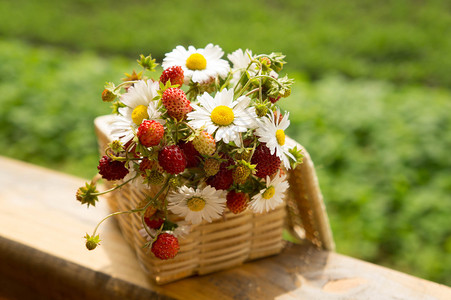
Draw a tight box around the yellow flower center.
[210,105,235,126]
[276,129,286,146]
[186,53,207,70]
[262,186,276,199]
[186,196,206,212]
[131,105,149,125]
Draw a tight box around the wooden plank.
[0,156,450,300]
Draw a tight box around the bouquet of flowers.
[77,44,303,262]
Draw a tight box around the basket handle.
[285,137,335,251]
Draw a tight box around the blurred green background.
[1,0,450,285]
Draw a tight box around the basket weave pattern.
[95,115,334,284]
[108,183,285,283]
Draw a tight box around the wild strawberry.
[273,110,283,125]
[160,66,184,88]
[269,96,281,104]
[144,205,157,219]
[206,154,234,190]
[139,157,154,175]
[144,170,165,185]
[278,166,286,177]
[226,190,249,214]
[204,158,221,177]
[234,150,251,162]
[162,88,192,121]
[192,131,216,156]
[76,182,99,207]
[139,158,165,185]
[255,104,269,117]
[145,217,164,229]
[232,165,251,185]
[158,145,187,174]
[97,155,129,181]
[178,141,200,168]
[151,233,180,260]
[251,143,281,178]
[144,210,165,229]
[137,120,164,147]
[282,88,291,98]
[206,169,233,190]
[101,89,116,102]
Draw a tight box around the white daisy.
[249,170,289,213]
[255,110,295,169]
[187,88,257,147]
[168,185,226,225]
[110,79,162,145]
[227,49,257,86]
[162,44,230,84]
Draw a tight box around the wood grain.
[0,156,450,299]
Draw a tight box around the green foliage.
[0,39,135,177]
[281,75,451,284]
[1,0,451,86]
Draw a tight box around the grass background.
[0,0,450,285]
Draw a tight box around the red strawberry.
[97,155,129,181]
[226,190,249,214]
[139,157,154,175]
[178,141,200,168]
[206,154,234,190]
[251,143,281,178]
[145,217,164,229]
[158,145,187,174]
[160,66,184,87]
[144,210,165,229]
[162,88,192,121]
[269,96,281,104]
[151,233,180,260]
[273,110,283,124]
[206,169,233,190]
[137,120,164,147]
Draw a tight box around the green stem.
[91,174,138,196]
[259,69,263,102]
[220,72,234,91]
[245,88,259,97]
[92,208,143,237]
[182,121,197,133]
[247,136,259,163]
[175,122,179,143]
[114,80,140,91]
[140,176,173,238]
[233,61,255,93]
[236,78,253,98]
[237,74,282,98]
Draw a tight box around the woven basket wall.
[95,115,334,284]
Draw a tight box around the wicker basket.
[95,115,334,284]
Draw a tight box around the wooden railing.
[0,156,449,300]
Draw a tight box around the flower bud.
[84,234,101,251]
[259,56,271,72]
[101,89,116,102]
[255,104,269,117]
[76,182,99,207]
[137,54,158,71]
